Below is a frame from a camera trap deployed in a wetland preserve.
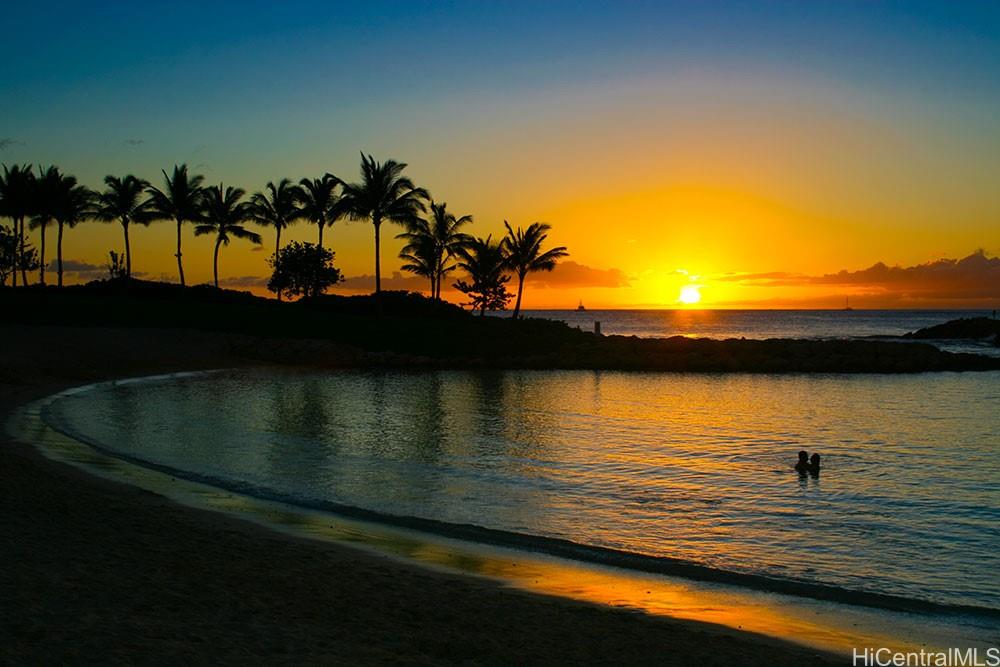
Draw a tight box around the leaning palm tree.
[49,173,94,287]
[250,178,304,257]
[29,165,63,285]
[297,174,348,249]
[0,163,36,287]
[501,221,569,319]
[93,174,152,278]
[147,164,205,286]
[195,184,261,288]
[341,153,428,297]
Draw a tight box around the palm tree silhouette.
[250,179,304,258]
[341,153,428,298]
[453,234,512,316]
[0,164,36,287]
[29,165,63,285]
[502,221,568,319]
[195,184,261,288]
[397,201,473,300]
[297,174,348,249]
[397,224,437,296]
[49,173,94,287]
[147,165,205,286]
[93,175,152,278]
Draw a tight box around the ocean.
[44,367,1000,613]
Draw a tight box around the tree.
[297,174,348,249]
[48,173,94,287]
[267,241,343,300]
[29,165,62,285]
[195,184,261,288]
[147,164,205,286]
[250,178,304,258]
[501,221,568,319]
[453,235,512,316]
[0,164,36,287]
[0,225,39,286]
[397,200,472,300]
[93,174,152,278]
[341,153,427,298]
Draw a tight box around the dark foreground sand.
[0,325,839,665]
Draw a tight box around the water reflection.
[44,367,1000,612]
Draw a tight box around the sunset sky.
[3,1,999,308]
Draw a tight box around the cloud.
[718,250,1000,302]
[218,275,267,288]
[0,138,23,151]
[337,271,427,293]
[524,261,630,289]
[123,138,144,146]
[48,258,105,279]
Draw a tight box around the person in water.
[795,450,810,473]
[809,453,821,476]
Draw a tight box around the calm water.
[504,309,1000,356]
[45,368,1000,611]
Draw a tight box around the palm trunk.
[275,226,282,257]
[10,218,17,288]
[122,221,131,278]
[18,217,28,286]
[56,221,64,287]
[175,219,185,286]
[213,237,222,288]
[38,223,46,285]
[317,222,324,249]
[373,219,381,295]
[512,273,525,319]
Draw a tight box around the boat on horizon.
[577,300,586,311]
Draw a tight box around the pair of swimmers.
[795,450,821,475]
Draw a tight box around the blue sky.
[3,1,999,306]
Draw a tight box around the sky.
[2,1,999,308]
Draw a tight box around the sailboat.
[843,296,854,311]
[577,299,586,312]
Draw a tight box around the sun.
[678,284,702,305]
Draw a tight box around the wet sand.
[0,325,839,665]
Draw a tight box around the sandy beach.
[0,325,841,665]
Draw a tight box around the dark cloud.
[0,138,23,151]
[53,259,101,272]
[337,271,426,293]
[218,275,267,288]
[719,251,1000,302]
[525,261,629,289]
[123,138,144,146]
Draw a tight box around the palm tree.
[341,153,428,298]
[297,174,348,249]
[48,173,94,287]
[147,164,205,286]
[93,174,151,278]
[0,164,36,287]
[397,201,473,300]
[501,221,569,319]
[250,179,304,257]
[453,234,512,316]
[397,224,437,296]
[29,165,62,285]
[195,184,261,288]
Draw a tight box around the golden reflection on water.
[10,391,992,657]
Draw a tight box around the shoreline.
[0,325,842,665]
